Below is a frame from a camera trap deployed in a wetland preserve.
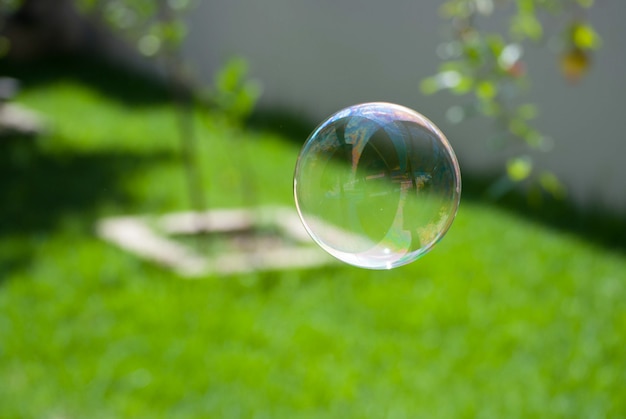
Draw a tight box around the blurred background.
[1,0,625,417]
[183,0,626,211]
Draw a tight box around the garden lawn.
[1,68,625,418]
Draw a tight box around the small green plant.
[76,0,260,213]
[209,57,262,125]
[201,57,262,209]
[421,0,600,202]
[74,0,207,214]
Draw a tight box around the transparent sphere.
[293,102,461,269]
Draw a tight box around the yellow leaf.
[560,48,590,83]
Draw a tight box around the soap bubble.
[293,102,461,269]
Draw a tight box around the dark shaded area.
[0,53,170,106]
[461,171,626,253]
[248,107,316,143]
[0,140,166,235]
[252,107,626,254]
[0,53,176,238]
[0,54,181,281]
[0,135,174,280]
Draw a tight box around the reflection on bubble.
[293,102,461,269]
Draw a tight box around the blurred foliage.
[75,0,261,210]
[208,57,262,124]
[0,0,19,16]
[0,0,18,58]
[0,0,260,120]
[0,0,191,59]
[71,0,208,215]
[75,0,193,57]
[421,0,600,200]
[0,0,261,214]
[78,0,261,123]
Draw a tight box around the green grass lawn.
[1,60,626,418]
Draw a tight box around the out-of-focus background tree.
[1,0,625,417]
[421,0,601,201]
[182,0,626,212]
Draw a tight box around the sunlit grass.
[0,68,625,418]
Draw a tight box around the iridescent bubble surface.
[293,102,461,269]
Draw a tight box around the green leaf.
[75,0,97,12]
[524,130,545,148]
[475,80,497,99]
[0,36,10,59]
[477,99,500,116]
[168,0,191,11]
[577,0,594,7]
[440,61,466,72]
[485,34,505,57]
[104,2,136,30]
[451,75,474,94]
[161,20,188,46]
[475,0,494,15]
[506,156,533,181]
[516,103,538,120]
[511,13,543,41]
[420,77,440,95]
[213,57,261,120]
[517,0,535,14]
[539,171,567,199]
[137,35,160,56]
[509,117,529,137]
[572,23,601,50]
[439,0,472,18]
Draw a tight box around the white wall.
[183,1,626,212]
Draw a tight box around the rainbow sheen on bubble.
[293,102,461,269]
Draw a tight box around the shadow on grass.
[460,172,626,253]
[249,107,316,144]
[1,53,170,107]
[251,107,626,254]
[0,135,174,280]
[0,54,190,283]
